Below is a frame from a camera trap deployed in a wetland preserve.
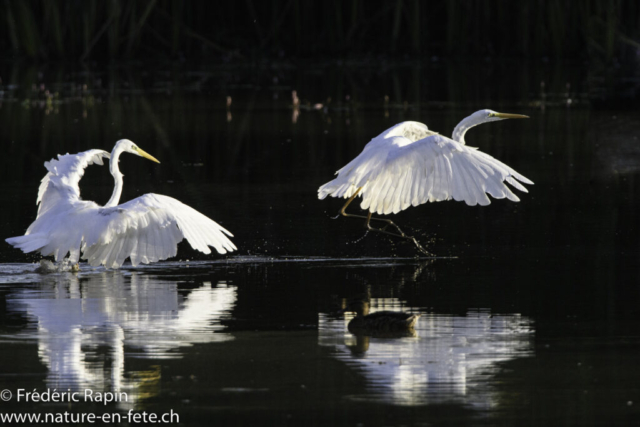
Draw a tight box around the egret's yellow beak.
[493,112,529,119]
[136,147,161,164]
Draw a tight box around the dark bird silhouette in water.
[348,310,421,334]
[341,299,421,337]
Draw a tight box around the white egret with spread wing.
[6,139,236,268]
[318,110,533,254]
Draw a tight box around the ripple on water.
[0,254,447,279]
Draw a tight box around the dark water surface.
[1,61,640,426]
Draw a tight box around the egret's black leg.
[337,187,431,256]
[339,188,405,228]
[365,213,431,256]
[338,187,367,219]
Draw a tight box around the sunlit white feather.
[36,149,110,217]
[318,121,533,215]
[7,146,236,268]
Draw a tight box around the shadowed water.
[1,61,640,426]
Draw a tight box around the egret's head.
[453,110,529,143]
[116,139,160,163]
[476,109,529,123]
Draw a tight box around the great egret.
[6,139,236,268]
[318,109,533,253]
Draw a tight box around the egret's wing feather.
[7,193,236,268]
[7,199,101,264]
[318,135,393,202]
[319,133,533,215]
[7,149,236,268]
[81,194,236,268]
[36,149,111,217]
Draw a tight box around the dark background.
[1,2,640,426]
[1,0,640,63]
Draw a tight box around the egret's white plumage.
[318,111,533,215]
[6,139,236,268]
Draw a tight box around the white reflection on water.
[319,298,533,407]
[4,270,236,409]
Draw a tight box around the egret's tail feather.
[318,181,361,200]
[7,233,82,263]
[317,182,334,200]
[6,234,49,254]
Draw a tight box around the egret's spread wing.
[81,194,236,268]
[319,134,533,215]
[318,121,439,203]
[37,149,111,217]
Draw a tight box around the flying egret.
[6,139,236,268]
[318,109,533,254]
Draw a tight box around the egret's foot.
[71,263,80,273]
[379,220,405,236]
[366,222,432,257]
[338,194,433,256]
[410,237,432,257]
[36,259,57,274]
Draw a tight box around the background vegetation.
[1,0,640,63]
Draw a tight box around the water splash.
[35,259,79,274]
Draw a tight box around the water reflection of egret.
[6,139,236,269]
[320,298,533,407]
[319,110,532,253]
[6,272,237,409]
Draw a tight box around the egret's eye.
[132,145,138,150]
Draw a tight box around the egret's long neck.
[104,144,126,208]
[452,115,487,145]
